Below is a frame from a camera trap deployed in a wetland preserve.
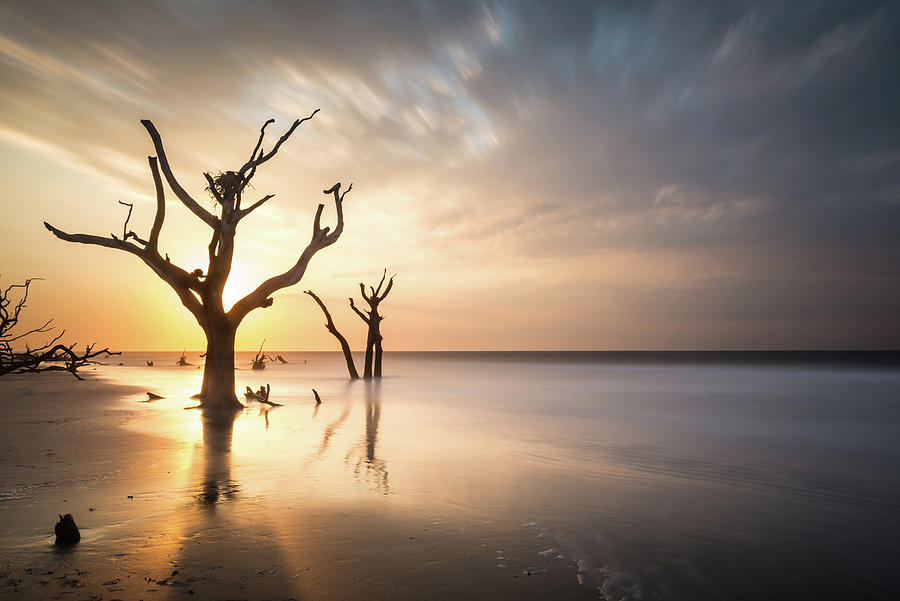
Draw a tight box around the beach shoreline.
[0,368,594,600]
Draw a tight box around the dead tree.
[349,270,394,378]
[304,290,359,379]
[44,111,351,412]
[251,340,268,370]
[0,277,116,379]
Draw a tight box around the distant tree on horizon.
[350,270,395,378]
[306,269,395,379]
[44,111,351,412]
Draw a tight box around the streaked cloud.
[1,0,898,349]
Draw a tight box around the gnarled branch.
[116,201,148,246]
[228,182,351,322]
[237,194,275,221]
[140,119,218,229]
[1,342,118,380]
[148,156,165,251]
[244,109,320,172]
[348,297,370,324]
[305,290,359,379]
[1,278,118,379]
[43,222,204,317]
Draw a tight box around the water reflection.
[171,409,299,599]
[348,380,388,493]
[258,405,275,429]
[195,412,239,507]
[316,405,350,458]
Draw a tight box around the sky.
[1,0,898,351]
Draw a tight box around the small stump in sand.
[54,513,80,545]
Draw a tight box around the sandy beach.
[0,355,594,601]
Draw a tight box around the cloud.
[1,0,898,348]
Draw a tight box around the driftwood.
[251,340,268,370]
[146,360,154,367]
[244,383,281,406]
[313,388,322,405]
[54,513,80,545]
[0,278,117,379]
[146,392,164,400]
[176,351,191,366]
[275,354,288,364]
[43,111,352,411]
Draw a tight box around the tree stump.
[54,513,80,545]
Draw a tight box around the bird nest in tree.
[205,171,245,205]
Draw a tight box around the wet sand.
[0,364,592,601]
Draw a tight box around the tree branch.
[381,275,395,300]
[251,109,319,170]
[305,290,359,379]
[249,119,275,165]
[1,278,118,380]
[1,277,43,340]
[203,172,227,208]
[45,221,145,255]
[117,201,148,246]
[237,194,275,221]
[348,297,371,324]
[373,269,387,296]
[1,342,118,380]
[5,319,54,343]
[148,156,165,251]
[44,222,204,318]
[227,182,351,322]
[140,120,219,229]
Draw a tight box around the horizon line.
[118,348,900,353]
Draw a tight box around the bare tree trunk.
[350,270,394,379]
[374,335,384,378]
[363,329,375,379]
[200,321,241,411]
[340,339,360,379]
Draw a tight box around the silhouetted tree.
[44,112,351,411]
[0,277,116,379]
[304,289,359,379]
[251,340,268,370]
[349,270,394,378]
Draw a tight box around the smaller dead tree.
[349,270,394,379]
[0,278,117,379]
[305,271,394,379]
[305,290,359,379]
[251,340,269,370]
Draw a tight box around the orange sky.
[2,2,898,351]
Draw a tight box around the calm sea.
[6,351,900,599]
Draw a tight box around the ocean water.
[3,351,900,599]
